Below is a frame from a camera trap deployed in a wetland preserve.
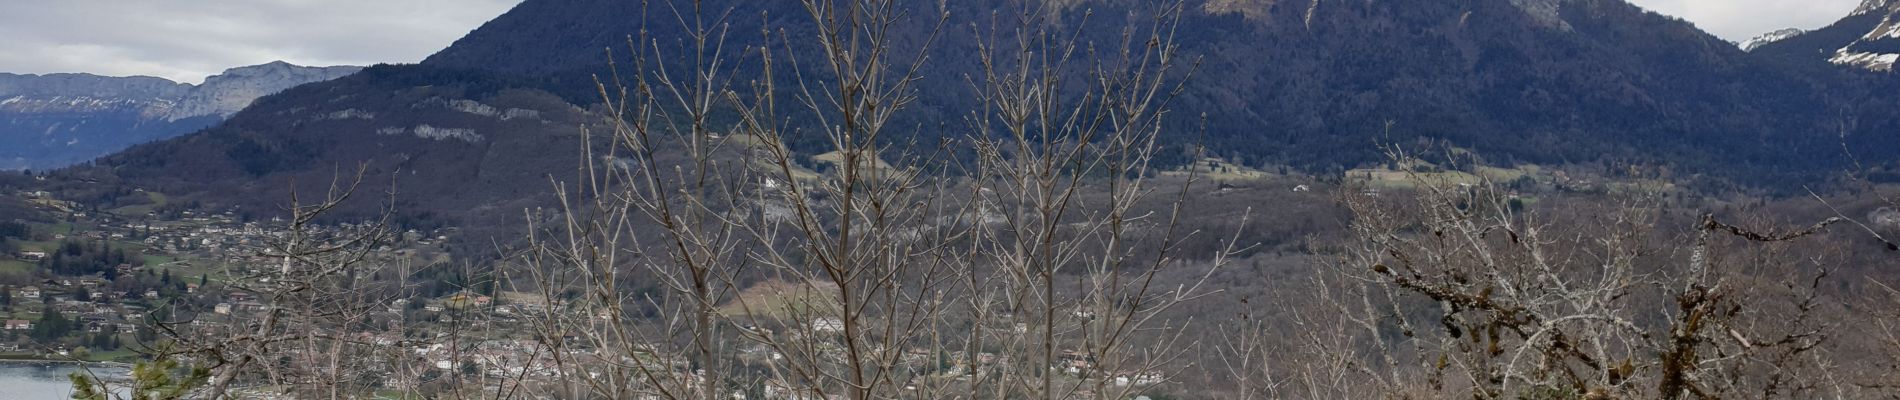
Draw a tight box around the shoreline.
[0,358,134,369]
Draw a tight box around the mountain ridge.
[1741,28,1807,51]
[411,0,1841,174]
[166,61,364,121]
[53,0,1900,246]
[0,61,361,170]
[1753,0,1900,70]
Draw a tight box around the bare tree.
[126,169,411,399]
[949,2,1233,399]
[1225,147,1859,399]
[517,1,1233,399]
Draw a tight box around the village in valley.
[0,187,1179,397]
[0,189,461,364]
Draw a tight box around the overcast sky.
[0,0,522,84]
[1628,0,1862,40]
[0,0,1866,84]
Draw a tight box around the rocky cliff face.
[0,73,189,119]
[0,61,360,170]
[165,61,361,121]
[1856,0,1899,16]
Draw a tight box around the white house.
[808,318,845,333]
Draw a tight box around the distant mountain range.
[45,0,1900,244]
[1748,0,1900,70]
[0,61,360,170]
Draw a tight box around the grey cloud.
[0,0,520,83]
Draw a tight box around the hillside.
[58,65,595,247]
[22,2,1900,398]
[419,0,1886,183]
[52,0,1900,245]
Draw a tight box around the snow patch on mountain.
[1831,50,1900,70]
[1856,0,1897,16]
[1864,13,1900,41]
[0,95,166,116]
[1740,28,1806,51]
[1830,8,1900,70]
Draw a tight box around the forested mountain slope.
[58,0,1900,241]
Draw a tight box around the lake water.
[0,363,128,399]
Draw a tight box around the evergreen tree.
[135,324,156,343]
[71,358,207,400]
[31,308,71,341]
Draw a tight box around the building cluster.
[0,202,463,359]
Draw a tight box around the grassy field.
[26,198,74,213]
[138,260,218,286]
[722,133,829,182]
[139,254,177,266]
[0,259,32,275]
[107,191,168,216]
[16,240,57,252]
[10,309,43,321]
[1347,163,1546,189]
[18,238,192,266]
[79,348,139,363]
[1162,158,1279,181]
[717,279,841,319]
[758,159,827,182]
[811,151,930,182]
[0,349,139,363]
[43,222,77,236]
